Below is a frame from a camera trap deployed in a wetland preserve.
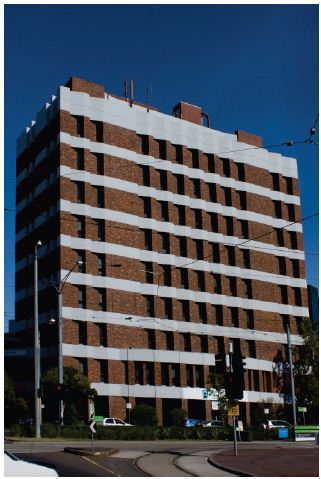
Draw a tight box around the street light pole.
[34,240,42,438]
[286,321,297,426]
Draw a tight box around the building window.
[142,197,151,218]
[178,236,187,257]
[195,239,204,260]
[272,173,280,191]
[177,205,186,225]
[237,163,245,181]
[228,277,237,296]
[193,209,203,229]
[93,121,103,142]
[161,232,170,254]
[200,335,208,353]
[221,158,231,177]
[75,148,84,170]
[278,256,287,275]
[246,340,256,358]
[198,303,207,323]
[238,191,247,210]
[190,149,199,169]
[263,371,272,392]
[273,200,282,219]
[175,174,184,195]
[242,249,251,269]
[139,134,149,155]
[253,370,260,391]
[287,203,295,222]
[293,287,302,306]
[77,250,85,272]
[97,288,106,311]
[226,246,236,266]
[135,362,144,385]
[140,165,150,186]
[239,220,249,239]
[171,364,180,387]
[213,274,222,294]
[245,310,254,329]
[230,307,239,327]
[162,265,171,286]
[99,360,107,382]
[225,216,234,236]
[161,364,170,386]
[73,115,84,137]
[215,305,223,326]
[223,187,232,206]
[282,315,289,332]
[289,231,298,249]
[174,144,183,164]
[157,139,167,160]
[208,183,217,202]
[243,279,252,299]
[180,269,189,289]
[78,321,87,344]
[165,331,174,350]
[285,177,294,195]
[79,358,87,375]
[95,186,104,208]
[159,201,169,221]
[76,216,85,238]
[143,229,152,250]
[275,228,285,247]
[182,333,191,352]
[144,261,153,284]
[95,153,104,175]
[211,243,220,262]
[146,295,155,316]
[206,153,215,173]
[181,300,190,322]
[164,298,172,319]
[186,365,194,387]
[76,182,85,204]
[98,323,107,347]
[209,212,218,232]
[96,219,105,241]
[78,286,86,309]
[195,366,204,387]
[97,254,105,276]
[146,362,155,385]
[280,285,288,304]
[191,179,201,198]
[148,330,156,349]
[291,259,300,278]
[159,170,168,190]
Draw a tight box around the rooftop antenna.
[123,80,129,99]
[130,80,134,101]
[146,83,152,112]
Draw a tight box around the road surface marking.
[81,455,121,476]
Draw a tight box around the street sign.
[90,421,96,434]
[94,415,104,421]
[278,428,289,439]
[228,402,239,417]
[236,420,243,432]
[126,403,132,409]
[264,408,269,414]
[211,400,219,410]
[298,407,307,412]
[202,389,208,399]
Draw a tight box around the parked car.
[261,419,292,430]
[202,420,231,428]
[4,451,58,477]
[184,418,204,427]
[102,417,133,426]
[18,418,33,426]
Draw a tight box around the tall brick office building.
[12,77,309,425]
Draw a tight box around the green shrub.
[131,404,158,426]
[170,408,188,426]
[41,423,60,438]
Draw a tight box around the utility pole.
[286,321,297,426]
[34,240,42,438]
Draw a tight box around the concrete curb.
[64,446,119,457]
[208,456,253,477]
[134,453,153,476]
[172,454,197,476]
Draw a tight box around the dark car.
[18,418,33,426]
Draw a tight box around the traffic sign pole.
[233,416,238,456]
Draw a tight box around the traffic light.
[224,372,243,400]
[232,353,246,375]
[55,383,63,397]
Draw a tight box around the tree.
[293,318,319,423]
[170,408,188,426]
[130,404,158,426]
[206,372,229,420]
[4,371,29,426]
[41,367,97,425]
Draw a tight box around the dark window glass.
[177,205,186,225]
[144,262,153,284]
[143,229,152,250]
[186,365,194,387]
[76,182,85,203]
[146,295,155,316]
[237,163,245,181]
[190,149,199,169]
[162,233,170,254]
[181,300,190,322]
[159,170,168,190]
[211,243,220,262]
[165,331,174,350]
[215,305,223,326]
[161,364,169,386]
[278,256,286,275]
[276,228,284,247]
[198,302,207,323]
[223,187,232,206]
[164,298,172,319]
[240,220,249,239]
[280,285,288,304]
[95,186,104,208]
[79,358,87,375]
[228,277,237,296]
[77,250,85,273]
[238,191,247,210]
[180,268,189,289]
[139,135,149,155]
[75,148,84,170]
[174,144,183,164]
[243,279,252,299]
[171,364,180,387]
[293,287,302,306]
[159,201,169,221]
[73,115,84,137]
[197,271,205,291]
[135,362,144,384]
[200,335,208,352]
[78,286,86,309]
[193,209,203,229]
[245,310,254,329]
[225,216,234,236]
[178,236,187,257]
[146,363,155,385]
[213,274,222,294]
[273,200,282,219]
[97,288,106,311]
[208,183,217,202]
[162,265,171,286]
[98,323,107,347]
[282,315,289,332]
[96,220,105,241]
[175,174,184,195]
[99,360,107,382]
[182,333,191,352]
[206,153,215,173]
[76,216,85,238]
[227,246,236,266]
[289,231,298,249]
[191,179,201,198]
[287,204,295,222]
[195,239,204,260]
[247,340,256,358]
[140,166,150,186]
[93,121,103,142]
[209,212,218,232]
[97,254,105,276]
[285,177,294,195]
[195,366,204,387]
[291,259,300,278]
[242,249,251,269]
[78,321,87,344]
[221,158,230,177]
[253,370,260,391]
[272,173,280,191]
[157,140,167,160]
[95,153,104,175]
[148,330,156,349]
[230,307,239,327]
[143,197,151,218]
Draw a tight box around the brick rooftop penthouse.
[11,76,308,424]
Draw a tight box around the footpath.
[209,446,319,477]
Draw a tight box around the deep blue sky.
[4,5,319,330]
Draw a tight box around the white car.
[4,451,58,477]
[261,419,292,430]
[103,417,133,426]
